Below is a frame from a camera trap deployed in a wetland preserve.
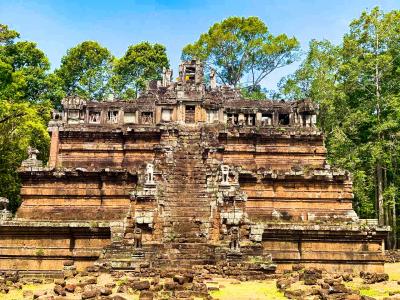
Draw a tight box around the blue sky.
[0,0,399,90]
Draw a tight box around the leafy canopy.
[0,24,53,212]
[0,24,62,104]
[280,7,400,233]
[182,16,300,90]
[55,41,114,101]
[111,42,169,99]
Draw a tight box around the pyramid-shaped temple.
[0,60,388,275]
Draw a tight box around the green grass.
[343,263,400,300]
[386,262,400,281]
[0,283,53,300]
[210,279,286,300]
[359,287,389,298]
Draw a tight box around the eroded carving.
[229,226,240,252]
[134,227,142,249]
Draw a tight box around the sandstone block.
[345,295,362,300]
[173,275,185,285]
[54,279,66,287]
[303,268,323,285]
[139,290,154,300]
[105,282,116,289]
[85,266,100,273]
[54,284,66,296]
[83,277,97,285]
[33,290,47,299]
[292,264,305,271]
[329,283,348,294]
[65,284,76,293]
[81,288,100,299]
[360,272,389,284]
[63,260,74,266]
[111,295,128,300]
[131,280,150,290]
[284,289,305,299]
[100,287,112,295]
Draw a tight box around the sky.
[1,0,399,91]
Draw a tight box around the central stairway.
[158,125,216,268]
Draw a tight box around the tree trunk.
[393,201,397,249]
[377,163,385,226]
[374,29,385,227]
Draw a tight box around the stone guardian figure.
[134,227,143,249]
[146,163,155,185]
[221,165,230,185]
[210,68,217,89]
[0,197,9,211]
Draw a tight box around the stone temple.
[0,60,389,276]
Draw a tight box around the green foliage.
[280,7,400,243]
[111,42,169,99]
[0,24,171,212]
[210,279,286,300]
[0,24,52,212]
[182,16,300,90]
[55,41,114,101]
[240,85,267,100]
[0,24,19,45]
[0,24,62,104]
[0,100,50,212]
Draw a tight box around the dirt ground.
[1,263,400,300]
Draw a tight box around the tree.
[55,41,114,101]
[280,7,400,248]
[240,85,267,100]
[341,7,400,247]
[279,39,343,132]
[111,42,169,99]
[0,24,53,212]
[0,100,50,212]
[0,24,19,45]
[182,16,300,90]
[0,24,61,104]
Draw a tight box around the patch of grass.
[0,283,52,300]
[359,287,389,298]
[210,279,285,300]
[116,277,129,286]
[344,267,400,300]
[386,262,400,281]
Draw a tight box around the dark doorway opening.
[185,105,195,123]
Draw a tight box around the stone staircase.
[158,125,216,268]
[97,242,158,270]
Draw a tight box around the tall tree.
[111,42,169,99]
[182,16,300,90]
[0,24,52,212]
[55,41,114,101]
[279,39,343,132]
[0,24,61,104]
[281,7,400,248]
[0,100,50,212]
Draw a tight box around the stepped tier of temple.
[0,60,389,275]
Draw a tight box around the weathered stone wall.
[0,222,110,272]
[17,171,134,220]
[0,61,388,273]
[56,130,159,169]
